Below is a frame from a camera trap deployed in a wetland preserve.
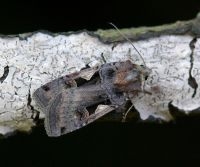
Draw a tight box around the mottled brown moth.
[33,24,150,137]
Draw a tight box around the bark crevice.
[0,65,9,83]
[188,37,198,98]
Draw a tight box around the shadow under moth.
[33,60,150,137]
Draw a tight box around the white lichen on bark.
[0,31,199,135]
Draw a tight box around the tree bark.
[0,12,200,137]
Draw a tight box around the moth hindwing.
[33,60,150,137]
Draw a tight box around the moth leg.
[122,104,134,122]
[78,107,90,120]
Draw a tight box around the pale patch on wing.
[86,105,115,124]
[95,104,114,114]
[79,66,99,80]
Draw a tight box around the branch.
[1,12,200,137]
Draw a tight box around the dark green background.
[1,0,200,166]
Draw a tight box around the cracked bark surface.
[1,12,200,137]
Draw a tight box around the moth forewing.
[44,83,111,136]
[33,66,99,112]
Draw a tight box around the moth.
[33,24,151,137]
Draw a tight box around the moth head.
[113,61,150,93]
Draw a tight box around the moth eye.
[42,85,50,91]
[145,76,148,80]
[107,69,115,76]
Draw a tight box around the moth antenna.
[109,22,146,66]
